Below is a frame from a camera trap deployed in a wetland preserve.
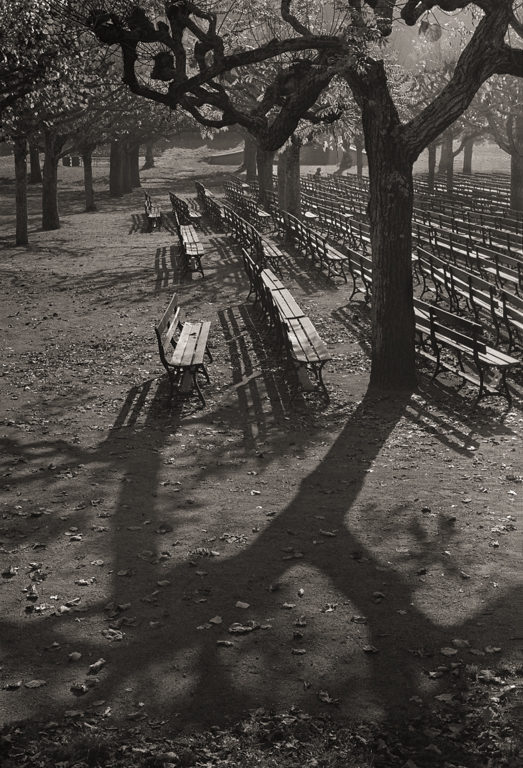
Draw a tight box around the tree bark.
[462,136,474,174]
[142,141,155,170]
[427,142,437,192]
[244,134,258,181]
[277,139,301,216]
[42,128,62,231]
[109,140,123,198]
[355,137,364,178]
[121,144,133,194]
[437,129,454,193]
[509,113,523,211]
[510,150,523,211]
[366,142,416,390]
[14,136,28,246]
[28,141,42,184]
[445,130,454,194]
[346,63,417,392]
[256,149,274,207]
[81,145,97,212]
[130,144,141,187]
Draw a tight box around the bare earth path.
[1,149,523,766]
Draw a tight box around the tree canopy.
[18,1,523,389]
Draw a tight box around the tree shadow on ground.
[1,371,520,731]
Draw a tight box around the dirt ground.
[1,147,523,754]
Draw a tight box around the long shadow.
[2,377,521,732]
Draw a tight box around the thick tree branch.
[281,0,312,36]
[402,4,521,158]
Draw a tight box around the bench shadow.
[154,245,179,293]
[129,213,149,234]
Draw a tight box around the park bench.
[242,248,263,304]
[224,206,284,274]
[155,292,212,407]
[414,297,519,409]
[417,246,497,317]
[428,229,523,294]
[279,210,349,283]
[241,255,331,401]
[498,289,523,352]
[283,316,331,404]
[242,195,272,230]
[307,230,348,282]
[169,191,201,226]
[346,247,373,303]
[144,191,162,232]
[194,182,224,228]
[174,212,205,279]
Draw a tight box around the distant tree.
[0,0,62,117]
[480,76,523,210]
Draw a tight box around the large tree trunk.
[81,145,97,212]
[510,114,523,211]
[256,149,274,207]
[427,142,437,192]
[42,128,61,231]
[244,134,257,181]
[109,140,123,198]
[142,141,155,170]
[438,129,454,193]
[130,144,141,188]
[346,64,417,391]
[355,137,364,178]
[366,144,416,390]
[510,151,523,211]
[462,136,474,175]
[28,141,42,184]
[121,144,133,194]
[277,139,301,217]
[14,136,28,246]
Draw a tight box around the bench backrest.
[155,293,182,367]
[413,297,483,337]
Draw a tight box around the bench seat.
[174,213,205,278]
[284,317,331,402]
[155,293,212,406]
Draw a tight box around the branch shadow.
[1,378,520,733]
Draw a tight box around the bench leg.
[192,369,206,407]
[316,361,330,403]
[499,370,513,409]
[166,367,182,403]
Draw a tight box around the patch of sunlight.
[410,583,499,627]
